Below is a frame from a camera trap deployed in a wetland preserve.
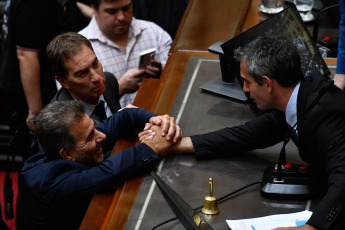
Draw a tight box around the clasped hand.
[138,114,182,155]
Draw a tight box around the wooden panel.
[169,0,194,55]
[241,0,266,33]
[173,0,250,52]
[80,192,114,229]
[105,176,144,230]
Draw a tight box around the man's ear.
[55,76,70,90]
[59,148,75,161]
[262,76,273,93]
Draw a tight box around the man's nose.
[242,83,249,93]
[117,10,125,21]
[90,69,101,82]
[95,130,106,142]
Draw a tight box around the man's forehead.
[71,114,94,140]
[65,46,95,71]
[101,0,131,6]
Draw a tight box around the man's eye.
[75,70,88,77]
[122,4,131,11]
[106,9,118,15]
[93,60,99,68]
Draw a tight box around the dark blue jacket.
[21,108,159,230]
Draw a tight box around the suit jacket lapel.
[103,72,121,114]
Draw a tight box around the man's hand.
[147,114,182,143]
[145,59,162,78]
[333,73,345,90]
[143,125,173,156]
[118,69,146,96]
[273,224,318,230]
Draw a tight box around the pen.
[251,225,256,230]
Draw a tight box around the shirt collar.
[71,94,106,116]
[285,81,301,128]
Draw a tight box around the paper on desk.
[226,210,312,230]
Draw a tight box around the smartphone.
[138,48,156,70]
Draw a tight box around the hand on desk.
[272,224,318,230]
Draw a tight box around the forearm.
[17,49,42,117]
[76,2,94,19]
[170,137,195,153]
[45,144,159,201]
[97,108,156,151]
[117,77,126,97]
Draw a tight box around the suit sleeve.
[41,143,159,203]
[96,107,156,153]
[191,110,289,158]
[306,106,345,229]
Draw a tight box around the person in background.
[142,34,345,230]
[47,32,121,124]
[22,100,181,229]
[0,1,93,229]
[0,0,93,133]
[79,0,172,108]
[333,0,345,89]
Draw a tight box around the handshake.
[138,114,188,156]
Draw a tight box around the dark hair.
[34,101,85,160]
[46,32,94,80]
[235,33,304,87]
[91,0,131,10]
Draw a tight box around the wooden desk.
[170,0,250,53]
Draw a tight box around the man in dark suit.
[46,32,121,124]
[22,100,180,229]
[142,34,345,230]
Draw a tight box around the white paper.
[226,210,312,230]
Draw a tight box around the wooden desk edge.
[169,0,194,55]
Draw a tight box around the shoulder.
[50,87,73,103]
[104,72,116,82]
[79,16,101,39]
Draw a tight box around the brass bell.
[201,178,220,215]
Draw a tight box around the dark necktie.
[91,100,107,123]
